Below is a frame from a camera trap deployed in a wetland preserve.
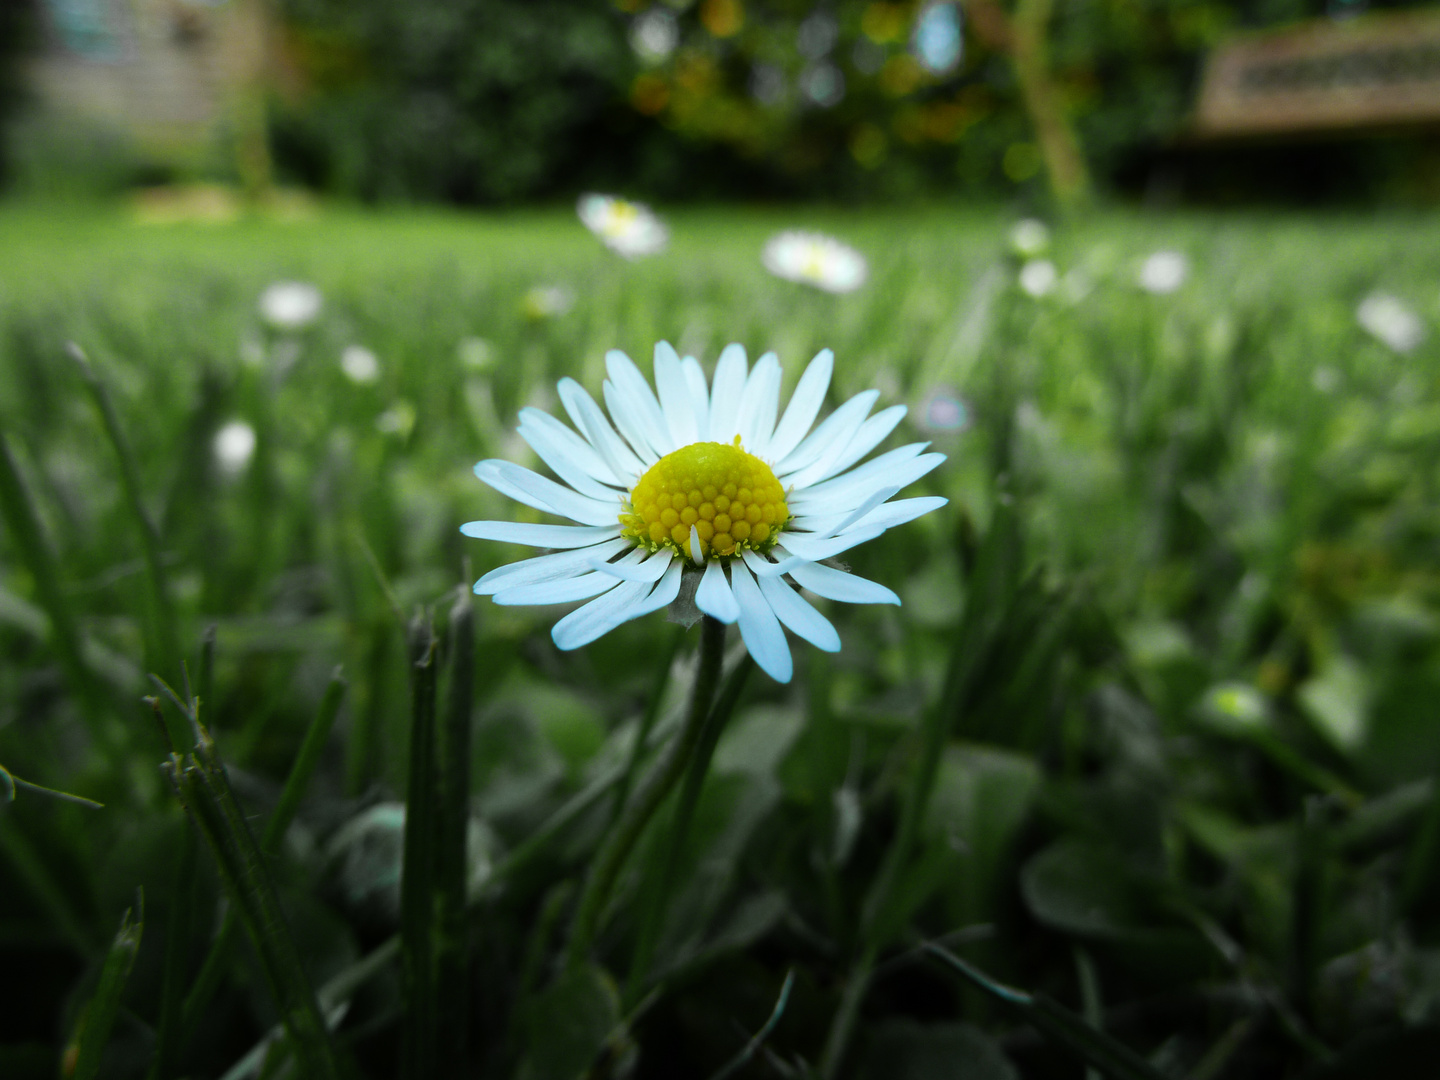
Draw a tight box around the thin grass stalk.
[435,591,475,1076]
[400,615,439,1080]
[148,826,197,1080]
[565,616,727,972]
[0,425,107,736]
[626,654,753,1000]
[68,342,182,677]
[177,669,347,1047]
[72,904,144,1080]
[166,720,340,1080]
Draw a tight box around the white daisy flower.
[258,281,322,329]
[213,420,256,476]
[1017,259,1057,298]
[1137,251,1188,295]
[577,194,669,259]
[461,343,947,683]
[340,345,381,384]
[1356,293,1424,354]
[1009,218,1050,259]
[762,232,868,294]
[522,285,576,320]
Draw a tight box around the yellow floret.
[620,440,788,560]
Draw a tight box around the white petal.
[521,411,627,501]
[843,495,948,535]
[550,560,682,650]
[708,343,748,442]
[521,406,627,486]
[552,579,652,650]
[765,348,833,465]
[756,572,841,652]
[603,379,664,466]
[729,561,793,683]
[740,548,791,579]
[771,526,886,563]
[738,351,781,457]
[460,520,623,548]
[558,378,645,481]
[784,405,907,490]
[784,557,901,606]
[689,526,704,566]
[794,484,902,537]
[789,447,939,514]
[493,572,623,606]
[607,349,673,457]
[681,356,711,439]
[592,548,674,582]
[473,460,618,526]
[474,538,630,594]
[695,560,740,624]
[654,342,699,448]
[775,390,878,479]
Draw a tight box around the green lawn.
[1,199,1439,1079]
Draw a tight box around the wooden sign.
[1194,9,1440,137]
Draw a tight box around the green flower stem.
[626,652,753,1001]
[565,615,727,972]
[69,343,182,682]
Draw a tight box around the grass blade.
[165,719,341,1080]
[0,424,107,734]
[707,968,795,1080]
[72,903,144,1080]
[923,943,1168,1080]
[69,342,182,678]
[178,668,348,1047]
[400,614,439,1080]
[435,591,475,1076]
[148,827,197,1080]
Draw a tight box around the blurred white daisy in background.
[1009,218,1050,259]
[376,401,416,439]
[1018,259,1058,298]
[578,194,669,259]
[1356,292,1424,354]
[213,420,256,476]
[522,285,576,320]
[258,281,322,329]
[912,1,963,75]
[629,8,678,63]
[762,232,868,294]
[458,337,494,371]
[340,345,381,384]
[1137,250,1188,295]
[462,343,947,683]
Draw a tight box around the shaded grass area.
[1,199,1439,1079]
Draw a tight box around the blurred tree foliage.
[269,0,1435,204]
[0,0,37,187]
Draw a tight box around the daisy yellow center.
[621,439,789,560]
[601,201,637,235]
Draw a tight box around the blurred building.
[29,0,266,157]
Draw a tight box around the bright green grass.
[2,199,1440,1079]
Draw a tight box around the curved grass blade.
[708,968,795,1080]
[924,942,1168,1080]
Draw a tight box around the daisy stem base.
[565,615,727,972]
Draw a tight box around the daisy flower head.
[1137,250,1188,295]
[1009,218,1051,259]
[1356,292,1424,354]
[578,194,668,259]
[762,232,868,294]
[462,344,947,683]
[1018,259,1058,298]
[258,281,322,330]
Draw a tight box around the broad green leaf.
[862,1020,1018,1080]
[520,964,621,1080]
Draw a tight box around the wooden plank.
[1195,10,1440,137]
